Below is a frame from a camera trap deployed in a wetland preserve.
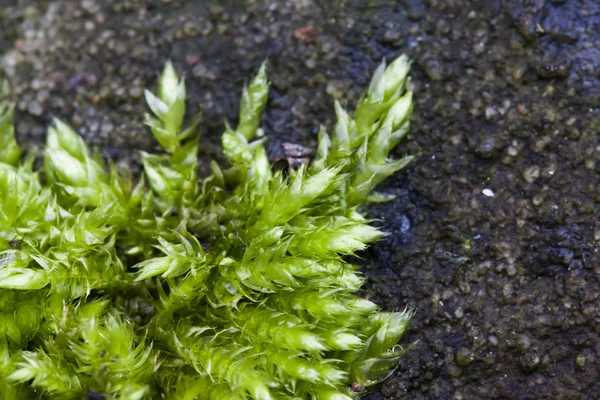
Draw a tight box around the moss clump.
[0,56,414,399]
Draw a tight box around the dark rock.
[517,13,540,41]
[456,347,474,366]
[519,352,541,372]
[85,390,107,400]
[422,58,445,81]
[475,136,498,159]
[536,58,572,79]
[382,30,402,45]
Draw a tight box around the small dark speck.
[86,390,107,400]
[67,73,87,91]
[9,240,20,248]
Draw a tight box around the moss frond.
[0,55,415,399]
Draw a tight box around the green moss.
[0,56,414,399]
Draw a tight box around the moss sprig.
[0,55,415,399]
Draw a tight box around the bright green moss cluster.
[0,56,414,399]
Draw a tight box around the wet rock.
[302,57,316,71]
[422,58,445,81]
[456,348,474,366]
[545,14,581,44]
[519,352,540,372]
[382,30,402,46]
[405,0,425,20]
[536,58,572,79]
[129,87,143,99]
[183,21,203,37]
[475,136,498,159]
[485,106,497,120]
[191,63,217,80]
[293,25,317,45]
[516,14,540,41]
[85,390,107,400]
[483,352,496,365]
[523,166,541,183]
[27,101,43,116]
[516,334,531,351]
[325,80,351,99]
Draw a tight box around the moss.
[0,56,414,399]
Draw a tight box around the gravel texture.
[2,0,600,399]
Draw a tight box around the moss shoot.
[0,55,414,399]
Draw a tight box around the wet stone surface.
[2,0,600,398]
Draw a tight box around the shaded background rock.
[1,0,600,398]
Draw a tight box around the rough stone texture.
[2,0,600,399]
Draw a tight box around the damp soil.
[2,0,600,399]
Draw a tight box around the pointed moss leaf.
[145,64,188,153]
[145,89,169,118]
[364,311,413,358]
[367,60,386,102]
[0,270,47,291]
[237,62,269,140]
[47,118,89,159]
[314,389,355,400]
[0,103,20,166]
[382,54,411,100]
[331,100,351,158]
[384,91,413,131]
[158,61,180,107]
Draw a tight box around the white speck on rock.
[482,188,495,197]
